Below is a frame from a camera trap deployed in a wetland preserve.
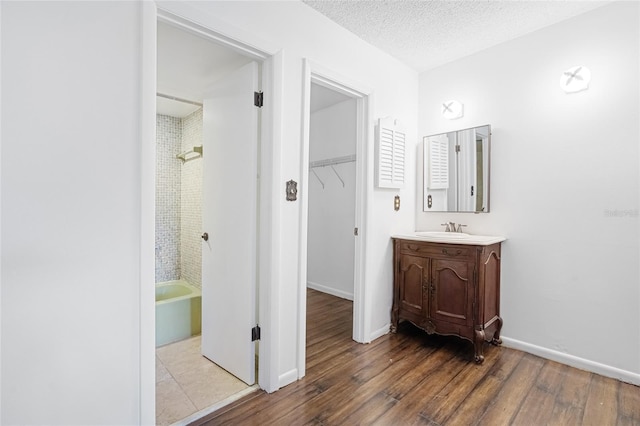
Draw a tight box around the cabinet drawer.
[399,242,471,259]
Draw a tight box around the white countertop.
[392,231,507,246]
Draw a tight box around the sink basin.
[393,231,507,246]
[414,231,469,238]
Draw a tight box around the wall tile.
[156,115,181,283]
[180,109,203,288]
[156,109,202,288]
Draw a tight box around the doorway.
[154,18,259,425]
[298,62,371,377]
[305,82,357,363]
[307,84,356,301]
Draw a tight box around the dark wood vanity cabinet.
[391,238,503,363]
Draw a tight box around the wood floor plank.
[546,365,592,426]
[618,381,640,424]
[439,348,525,426]
[474,353,544,425]
[418,342,501,424]
[582,374,618,425]
[372,344,492,425]
[510,359,567,425]
[305,332,419,396]
[337,390,399,425]
[196,290,640,426]
[274,332,440,425]
[322,341,449,424]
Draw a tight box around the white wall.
[308,98,356,300]
[157,0,419,388]
[417,2,640,381]
[1,2,146,424]
[0,0,418,422]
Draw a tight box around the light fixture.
[441,100,464,120]
[561,66,591,93]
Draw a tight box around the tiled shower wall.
[156,115,181,283]
[155,109,203,288]
[180,109,203,288]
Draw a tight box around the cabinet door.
[430,259,474,326]
[398,255,429,321]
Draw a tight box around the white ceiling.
[302,0,610,72]
[157,21,252,117]
[311,84,352,113]
[157,19,353,117]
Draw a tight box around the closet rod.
[157,92,203,107]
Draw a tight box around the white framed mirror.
[423,125,491,213]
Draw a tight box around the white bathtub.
[155,280,202,347]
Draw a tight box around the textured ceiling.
[302,0,609,72]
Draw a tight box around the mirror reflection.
[423,125,491,213]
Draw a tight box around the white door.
[201,61,259,385]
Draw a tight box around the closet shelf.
[177,145,203,163]
[309,154,355,169]
[309,154,355,188]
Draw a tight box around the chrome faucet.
[442,222,467,232]
[441,222,454,232]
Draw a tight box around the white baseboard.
[307,281,353,301]
[501,336,640,386]
[278,368,298,389]
[368,323,390,343]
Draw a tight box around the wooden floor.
[194,289,640,425]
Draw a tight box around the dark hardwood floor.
[194,289,640,425]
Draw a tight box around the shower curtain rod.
[156,92,203,107]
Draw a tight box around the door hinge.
[455,144,461,153]
[254,91,264,108]
[251,325,261,341]
[354,227,359,236]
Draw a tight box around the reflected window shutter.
[428,136,449,189]
[376,118,406,189]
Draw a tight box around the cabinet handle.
[442,248,462,256]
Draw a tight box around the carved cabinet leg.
[474,329,486,364]
[390,309,398,333]
[491,316,503,346]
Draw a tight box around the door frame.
[141,4,284,422]
[297,59,373,378]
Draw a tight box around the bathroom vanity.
[391,232,505,363]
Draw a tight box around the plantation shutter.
[376,118,406,189]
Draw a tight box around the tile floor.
[156,335,249,426]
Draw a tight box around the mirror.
[423,125,491,213]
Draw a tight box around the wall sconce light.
[561,66,591,93]
[441,100,464,120]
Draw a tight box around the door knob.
[201,232,209,242]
